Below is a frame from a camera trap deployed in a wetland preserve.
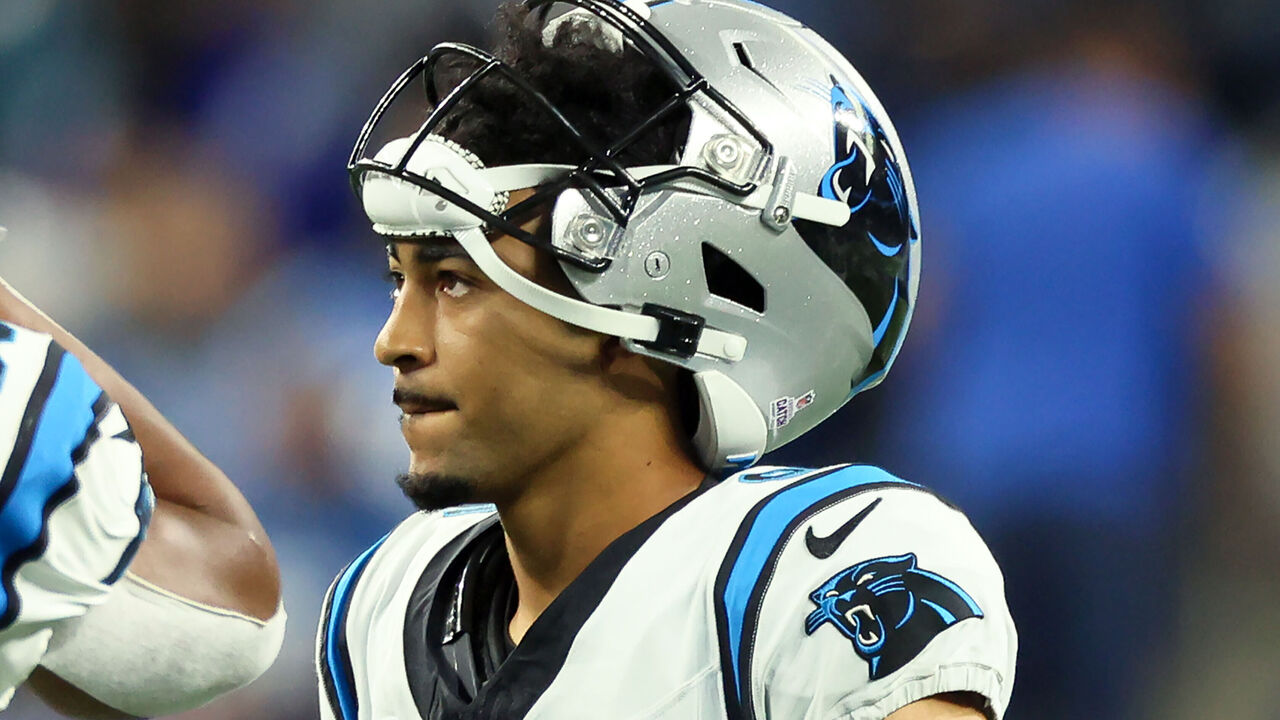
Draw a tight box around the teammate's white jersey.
[0,321,152,708]
[318,465,1016,720]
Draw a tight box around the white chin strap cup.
[691,370,768,470]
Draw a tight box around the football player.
[0,261,285,717]
[319,1,1016,719]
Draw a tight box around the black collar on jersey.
[405,515,513,703]
[403,478,716,719]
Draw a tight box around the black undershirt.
[440,521,517,692]
[405,477,717,718]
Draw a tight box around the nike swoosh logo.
[804,497,883,559]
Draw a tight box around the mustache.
[392,387,457,411]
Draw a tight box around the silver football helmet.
[350,0,920,470]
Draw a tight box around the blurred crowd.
[1,1,1278,718]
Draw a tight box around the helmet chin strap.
[449,226,748,363]
[453,226,771,471]
[452,226,768,470]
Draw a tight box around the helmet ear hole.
[701,243,765,313]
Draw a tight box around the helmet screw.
[573,214,607,249]
[645,251,671,279]
[704,135,749,175]
[772,206,791,224]
[713,138,741,166]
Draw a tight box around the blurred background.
[1,0,1277,718]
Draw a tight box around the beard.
[395,472,481,512]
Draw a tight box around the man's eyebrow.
[413,241,471,265]
[385,240,472,265]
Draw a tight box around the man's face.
[377,210,608,510]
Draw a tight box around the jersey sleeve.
[0,323,153,708]
[718,466,1015,720]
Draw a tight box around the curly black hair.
[434,3,687,169]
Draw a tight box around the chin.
[396,470,482,512]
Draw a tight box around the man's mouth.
[393,388,457,416]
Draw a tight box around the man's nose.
[374,289,435,372]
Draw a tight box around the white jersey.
[317,465,1016,720]
[0,321,152,708]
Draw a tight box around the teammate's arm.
[0,278,283,716]
[0,278,279,619]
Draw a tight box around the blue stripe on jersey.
[0,348,103,625]
[325,534,390,720]
[718,465,918,709]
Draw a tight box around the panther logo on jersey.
[804,553,983,679]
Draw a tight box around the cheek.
[454,298,599,382]
[433,318,509,415]
[442,305,602,435]
[503,306,601,377]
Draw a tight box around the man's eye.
[437,271,471,299]
[385,270,405,301]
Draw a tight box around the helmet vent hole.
[702,243,765,313]
[730,40,783,95]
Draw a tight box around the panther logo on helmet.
[820,77,914,261]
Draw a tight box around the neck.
[499,408,704,644]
